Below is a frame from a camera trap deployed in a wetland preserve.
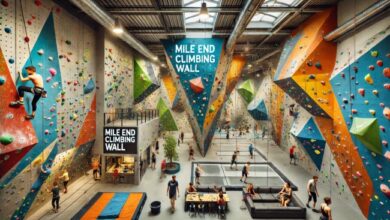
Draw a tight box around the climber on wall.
[9,66,46,120]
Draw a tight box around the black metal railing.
[104,108,159,126]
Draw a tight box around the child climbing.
[10,66,46,120]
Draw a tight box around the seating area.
[242,187,306,219]
[185,186,229,218]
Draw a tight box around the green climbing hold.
[0,134,14,145]
[157,98,178,131]
[350,117,382,154]
[209,105,215,113]
[370,51,378,57]
[237,79,254,104]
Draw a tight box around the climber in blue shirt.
[248,144,254,159]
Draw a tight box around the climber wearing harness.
[10,66,46,120]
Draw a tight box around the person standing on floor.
[49,181,60,213]
[240,162,250,183]
[155,140,159,154]
[248,143,254,159]
[60,169,70,193]
[189,145,195,161]
[160,159,167,180]
[113,166,119,184]
[306,176,319,210]
[167,175,179,213]
[320,197,332,220]
[289,145,296,165]
[151,152,157,170]
[177,137,180,146]
[92,160,100,180]
[194,163,203,185]
[180,131,184,143]
[230,150,239,170]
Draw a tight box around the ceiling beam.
[226,0,265,53]
[107,6,326,14]
[130,30,291,36]
[254,0,314,49]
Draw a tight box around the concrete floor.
[29,132,367,220]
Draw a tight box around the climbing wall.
[329,21,389,219]
[104,32,133,110]
[274,8,337,118]
[267,1,389,218]
[0,0,97,219]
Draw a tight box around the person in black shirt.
[155,140,159,154]
[49,181,60,213]
[167,175,180,212]
[151,152,157,170]
[240,162,250,184]
[230,150,239,170]
[180,132,184,143]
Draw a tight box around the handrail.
[104,108,159,126]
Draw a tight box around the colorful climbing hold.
[369,109,376,115]
[8,58,14,64]
[34,0,42,6]
[371,51,378,57]
[1,0,9,7]
[0,76,5,85]
[364,74,374,84]
[24,36,30,43]
[65,40,71,45]
[376,60,383,67]
[368,65,374,71]
[383,107,390,120]
[37,49,44,55]
[380,184,390,198]
[384,83,390,90]
[189,77,204,94]
[49,68,56,76]
[372,90,378,95]
[0,134,14,145]
[383,67,390,78]
[4,27,11,33]
[358,88,365,96]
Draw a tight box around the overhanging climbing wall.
[274,8,337,118]
[163,38,246,155]
[291,117,326,170]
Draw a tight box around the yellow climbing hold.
[315,150,321,155]
[364,74,373,84]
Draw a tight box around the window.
[248,0,304,29]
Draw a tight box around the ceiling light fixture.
[199,2,209,21]
[112,18,123,34]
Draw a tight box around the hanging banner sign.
[161,38,224,131]
[104,127,138,154]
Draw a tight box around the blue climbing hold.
[8,58,14,64]
[83,78,95,94]
[4,27,11,33]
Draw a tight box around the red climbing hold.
[377,60,383,67]
[358,88,365,96]
[34,0,42,6]
[383,67,390,78]
[368,65,374,71]
[27,20,32,25]
[24,36,30,43]
[189,77,204,94]
[1,0,9,7]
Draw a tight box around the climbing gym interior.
[0,0,389,220]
